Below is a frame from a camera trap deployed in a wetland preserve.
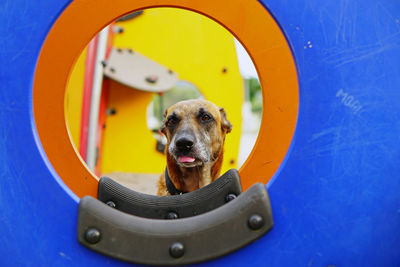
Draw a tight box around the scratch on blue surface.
[335,0,353,45]
[11,24,38,62]
[59,252,73,261]
[309,127,338,142]
[316,0,400,68]
[324,40,400,67]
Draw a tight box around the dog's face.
[161,99,232,168]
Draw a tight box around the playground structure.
[1,0,400,266]
[65,8,244,179]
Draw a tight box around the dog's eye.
[167,117,178,126]
[201,114,212,121]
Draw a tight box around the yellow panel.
[102,81,165,173]
[65,48,87,151]
[102,8,243,174]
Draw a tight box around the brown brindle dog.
[157,99,232,196]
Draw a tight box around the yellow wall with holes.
[101,8,243,174]
[65,48,87,152]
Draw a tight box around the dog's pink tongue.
[179,156,196,163]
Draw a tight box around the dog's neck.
[180,165,211,192]
[166,150,224,193]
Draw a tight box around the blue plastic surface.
[0,0,399,266]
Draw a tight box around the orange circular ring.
[33,0,299,198]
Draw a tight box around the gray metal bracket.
[97,169,242,219]
[103,47,178,92]
[78,183,273,265]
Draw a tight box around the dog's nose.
[176,136,194,152]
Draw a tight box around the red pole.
[79,36,99,159]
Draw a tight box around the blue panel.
[0,0,399,266]
[0,1,128,266]
[251,0,400,266]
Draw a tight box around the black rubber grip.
[78,183,273,265]
[97,169,242,219]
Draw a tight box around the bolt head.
[248,214,264,230]
[106,201,116,208]
[225,193,237,203]
[169,242,184,258]
[107,108,117,116]
[85,228,101,244]
[145,75,158,84]
[166,212,179,219]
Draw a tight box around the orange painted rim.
[33,0,299,198]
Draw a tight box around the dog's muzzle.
[169,131,208,167]
[175,135,194,153]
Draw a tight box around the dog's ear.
[219,108,232,134]
[160,109,168,134]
